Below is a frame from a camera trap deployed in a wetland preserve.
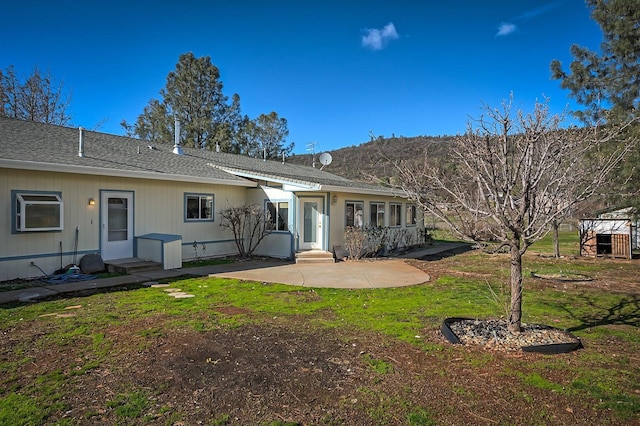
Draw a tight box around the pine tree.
[123,52,242,150]
[551,0,640,210]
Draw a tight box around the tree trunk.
[553,220,560,258]
[508,241,523,332]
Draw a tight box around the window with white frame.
[185,193,214,221]
[266,201,289,231]
[390,203,402,227]
[13,191,64,232]
[406,203,417,225]
[370,202,385,227]
[345,201,364,228]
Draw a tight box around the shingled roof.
[0,117,394,195]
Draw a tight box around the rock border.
[441,317,582,354]
[530,271,594,282]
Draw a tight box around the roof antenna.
[306,142,317,168]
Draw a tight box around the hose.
[46,273,97,285]
[29,262,48,276]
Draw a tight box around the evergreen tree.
[253,112,293,159]
[234,112,293,159]
[551,0,640,210]
[123,52,242,150]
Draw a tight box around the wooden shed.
[579,208,638,259]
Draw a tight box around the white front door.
[101,191,134,260]
[299,197,323,250]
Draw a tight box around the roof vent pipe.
[282,151,285,164]
[78,127,84,157]
[216,142,220,153]
[263,148,266,162]
[173,118,184,155]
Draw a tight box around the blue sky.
[2,1,602,154]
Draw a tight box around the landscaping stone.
[79,253,106,274]
[171,293,195,298]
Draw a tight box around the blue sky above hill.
[2,1,602,153]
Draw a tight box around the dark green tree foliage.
[0,65,72,125]
[123,53,293,157]
[123,53,242,150]
[551,0,639,124]
[253,112,292,158]
[551,0,640,210]
[233,116,261,157]
[234,112,293,159]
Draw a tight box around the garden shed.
[579,207,638,259]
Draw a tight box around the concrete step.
[105,258,163,274]
[295,250,335,264]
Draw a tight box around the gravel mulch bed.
[446,318,581,351]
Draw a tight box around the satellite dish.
[318,152,332,170]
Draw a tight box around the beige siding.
[1,166,418,279]
[327,192,424,251]
[249,186,293,258]
[0,168,248,280]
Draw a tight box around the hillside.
[287,135,455,181]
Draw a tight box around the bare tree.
[0,65,72,125]
[391,98,636,332]
[219,204,271,258]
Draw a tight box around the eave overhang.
[0,159,257,187]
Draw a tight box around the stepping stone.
[163,288,181,292]
[171,293,195,299]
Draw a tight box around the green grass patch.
[529,230,580,256]
[407,408,437,425]
[209,413,231,425]
[106,390,150,420]
[363,354,394,374]
[0,370,71,424]
[182,258,235,268]
[0,392,47,425]
[520,372,566,393]
[1,249,639,423]
[571,370,640,420]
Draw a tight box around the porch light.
[88,198,96,206]
[332,195,338,205]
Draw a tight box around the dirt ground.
[2,254,639,425]
[6,315,637,424]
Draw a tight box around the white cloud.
[361,22,399,50]
[496,22,517,37]
[516,2,563,21]
[496,2,561,37]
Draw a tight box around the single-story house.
[579,207,639,259]
[0,117,423,281]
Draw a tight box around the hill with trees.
[287,134,455,181]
